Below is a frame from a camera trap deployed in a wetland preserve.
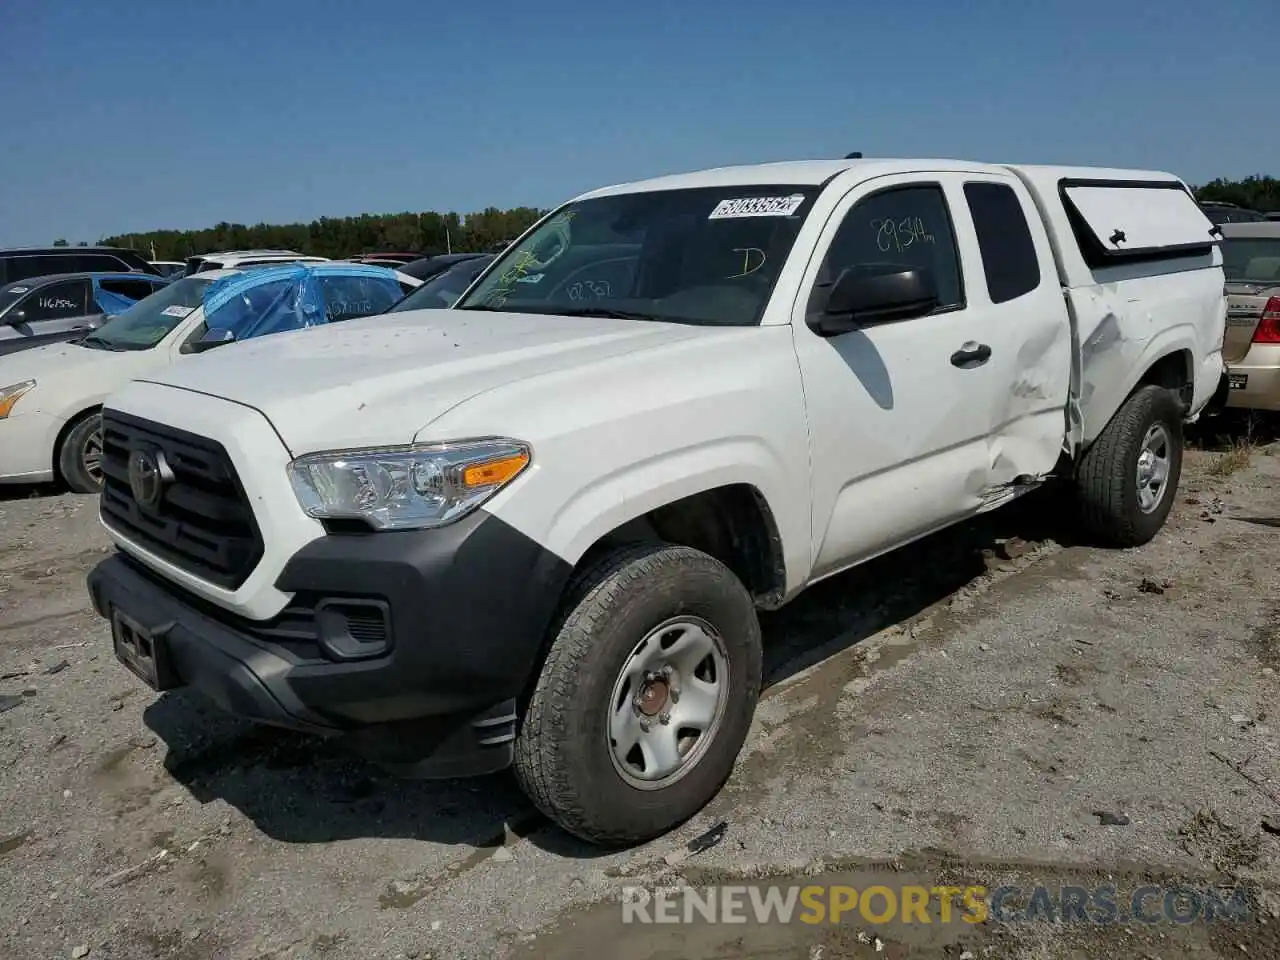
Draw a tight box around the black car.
[0,246,160,285]
[388,254,495,312]
[396,253,489,283]
[1199,202,1269,225]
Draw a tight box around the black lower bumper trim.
[87,507,573,776]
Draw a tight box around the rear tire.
[58,410,105,494]
[513,543,762,846]
[1073,384,1183,547]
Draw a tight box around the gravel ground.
[1,430,1279,960]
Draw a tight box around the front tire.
[513,543,762,846]
[1073,384,1184,547]
[58,410,105,494]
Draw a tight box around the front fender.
[489,436,812,597]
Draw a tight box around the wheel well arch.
[579,483,787,609]
[1136,348,1194,406]
[51,405,102,482]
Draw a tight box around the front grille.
[100,411,264,589]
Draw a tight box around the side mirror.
[187,327,236,354]
[808,264,939,337]
[4,309,24,325]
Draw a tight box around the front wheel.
[513,543,762,846]
[58,411,105,494]
[1073,384,1184,547]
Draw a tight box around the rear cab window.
[963,182,1041,303]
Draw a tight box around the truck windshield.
[455,185,820,326]
[79,277,213,351]
[1223,237,1280,285]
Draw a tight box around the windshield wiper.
[543,306,664,322]
[78,334,127,352]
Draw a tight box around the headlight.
[0,380,35,419]
[288,439,532,530]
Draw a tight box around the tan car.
[1222,222,1280,410]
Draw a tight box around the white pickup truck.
[87,158,1226,846]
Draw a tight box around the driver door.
[792,172,1071,580]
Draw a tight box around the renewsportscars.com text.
[621,883,1252,925]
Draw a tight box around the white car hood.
[0,341,159,418]
[134,309,707,454]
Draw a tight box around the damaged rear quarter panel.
[1069,262,1222,447]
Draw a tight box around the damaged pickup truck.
[87,158,1227,846]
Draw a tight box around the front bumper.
[87,508,572,777]
[0,410,60,484]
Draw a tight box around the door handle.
[950,342,991,368]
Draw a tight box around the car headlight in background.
[288,439,532,530]
[0,380,35,419]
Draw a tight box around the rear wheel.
[1073,384,1183,547]
[58,410,105,494]
[513,543,762,846]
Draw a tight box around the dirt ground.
[2,419,1280,960]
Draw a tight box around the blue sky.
[1,0,1274,247]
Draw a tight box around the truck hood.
[135,308,708,454]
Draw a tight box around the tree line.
[100,207,547,261]
[91,175,1278,260]
[1193,175,1279,213]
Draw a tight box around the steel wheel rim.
[1135,423,1171,514]
[606,616,730,790]
[82,419,104,486]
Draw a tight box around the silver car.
[0,272,170,356]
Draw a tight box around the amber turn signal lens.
[462,452,530,488]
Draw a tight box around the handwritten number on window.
[873,217,935,254]
[566,280,610,301]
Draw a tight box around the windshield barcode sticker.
[161,305,194,318]
[708,194,806,220]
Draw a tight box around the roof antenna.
[844,151,863,159]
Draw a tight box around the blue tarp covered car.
[194,262,408,348]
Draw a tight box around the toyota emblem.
[127,449,170,510]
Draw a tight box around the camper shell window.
[1059,178,1219,268]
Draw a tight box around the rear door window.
[98,277,163,301]
[95,277,164,314]
[3,255,70,282]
